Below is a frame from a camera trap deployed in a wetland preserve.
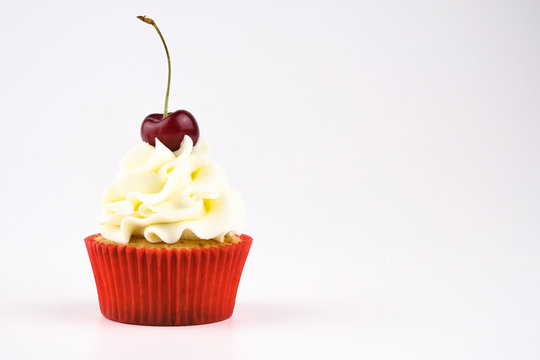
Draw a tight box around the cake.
[84,15,252,326]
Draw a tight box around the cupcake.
[85,16,252,326]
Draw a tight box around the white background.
[1,0,539,359]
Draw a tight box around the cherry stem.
[137,16,171,118]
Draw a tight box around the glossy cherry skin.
[141,109,199,151]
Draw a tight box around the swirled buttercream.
[99,136,246,244]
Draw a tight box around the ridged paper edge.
[85,234,252,326]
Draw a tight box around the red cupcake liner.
[84,234,252,326]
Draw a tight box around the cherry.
[137,16,199,151]
[141,110,199,150]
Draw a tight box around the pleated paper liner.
[85,233,252,326]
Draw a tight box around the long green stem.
[137,16,171,118]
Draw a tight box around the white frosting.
[99,137,246,244]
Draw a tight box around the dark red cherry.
[137,17,199,151]
[141,109,199,151]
